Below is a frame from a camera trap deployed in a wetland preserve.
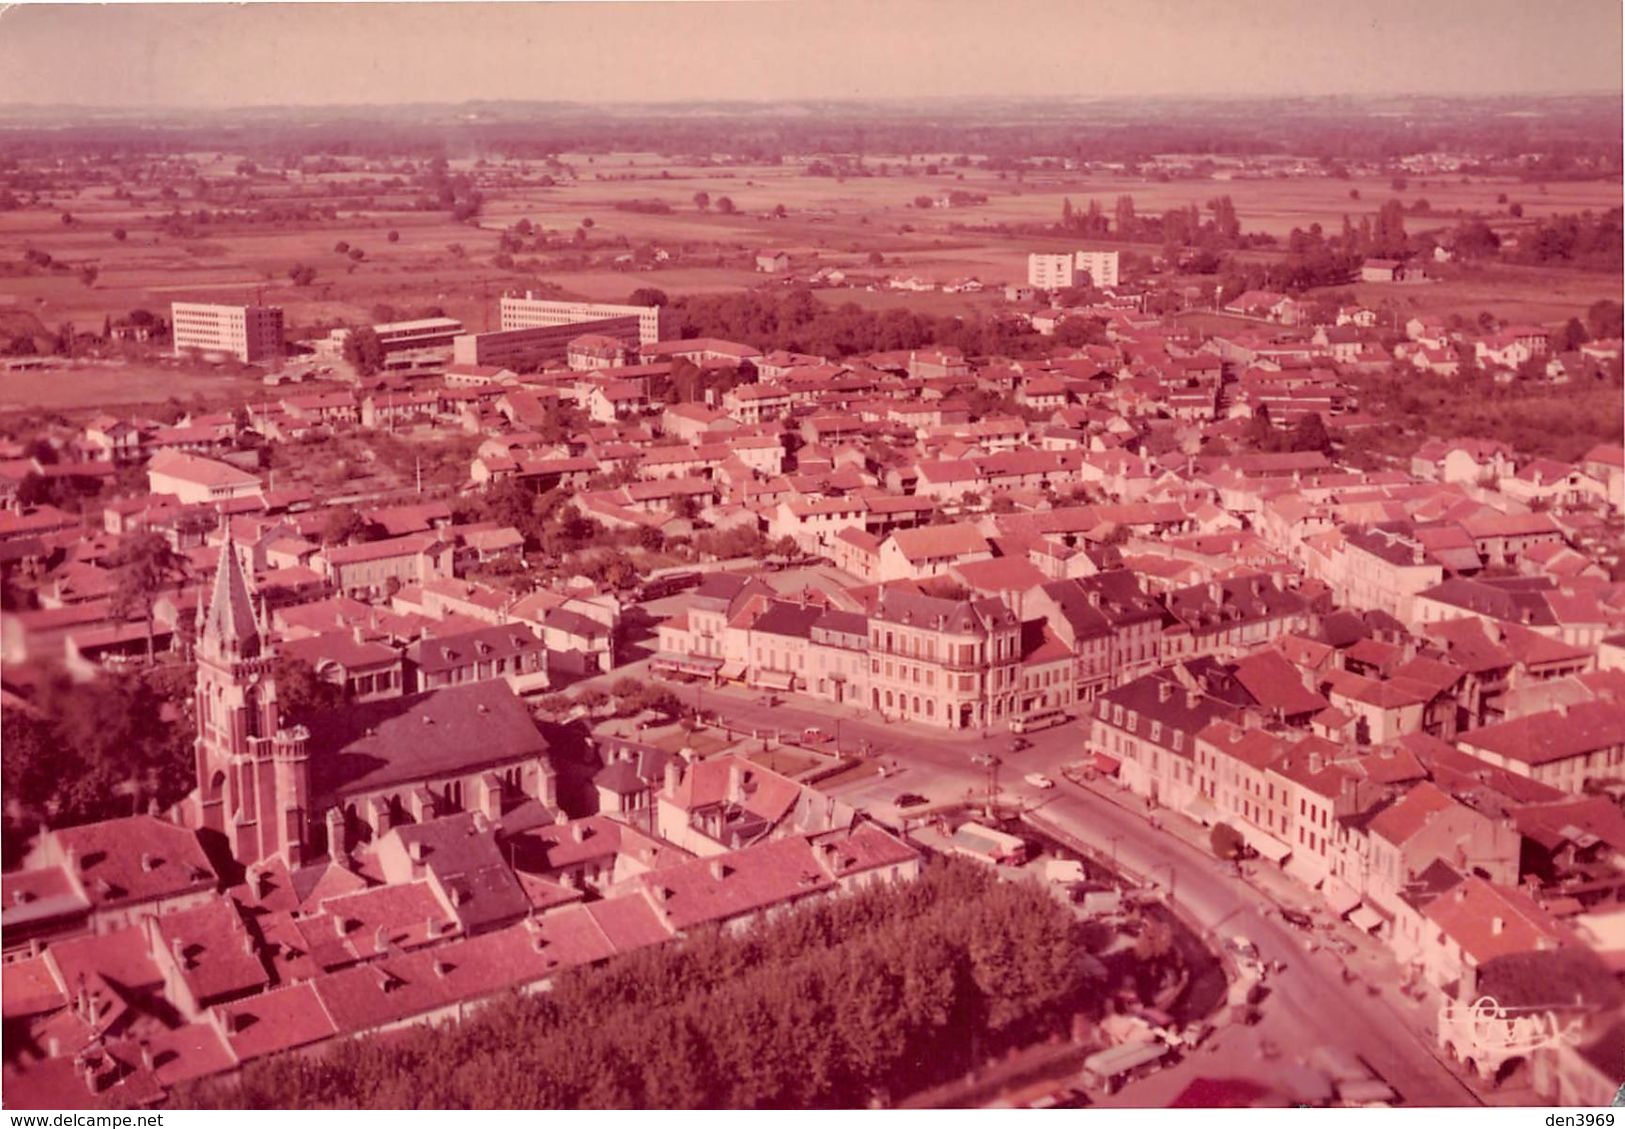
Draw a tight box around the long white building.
[499,293,672,347]
[171,302,284,364]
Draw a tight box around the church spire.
[199,526,261,659]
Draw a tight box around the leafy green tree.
[1588,299,1624,340]
[626,287,669,308]
[21,437,57,465]
[321,505,377,546]
[1290,411,1332,454]
[1555,318,1590,353]
[108,530,186,663]
[342,325,385,376]
[270,654,345,725]
[1210,821,1245,859]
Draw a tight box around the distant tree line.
[11,97,1617,174]
[1504,209,1623,272]
[175,858,1095,1109]
[667,288,1103,360]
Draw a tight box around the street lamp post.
[1157,861,1177,901]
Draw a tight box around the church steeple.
[199,528,261,661]
[187,524,310,869]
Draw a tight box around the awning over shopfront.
[1348,905,1385,933]
[717,660,745,681]
[1322,876,1361,917]
[1241,826,1293,864]
[1184,793,1218,827]
[1091,752,1120,775]
[651,652,723,676]
[753,668,795,691]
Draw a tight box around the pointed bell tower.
[190,527,311,868]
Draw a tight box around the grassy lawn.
[747,747,825,778]
[649,728,735,757]
[815,758,883,790]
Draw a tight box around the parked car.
[1279,908,1314,930]
[801,726,833,744]
[1011,736,1033,752]
[895,792,928,809]
[1023,773,1055,790]
[1225,934,1261,963]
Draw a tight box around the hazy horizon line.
[1,89,1619,116]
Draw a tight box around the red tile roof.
[148,900,270,1005]
[217,981,337,1061]
[1369,781,1458,846]
[42,815,215,911]
[1,955,65,1019]
[1423,876,1569,966]
[44,926,164,997]
[637,836,836,931]
[1459,700,1625,766]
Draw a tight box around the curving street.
[636,676,1483,1106]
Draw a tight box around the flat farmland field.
[0,360,268,417]
[1,149,1618,360]
[1324,263,1624,325]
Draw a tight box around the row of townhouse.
[657,565,1314,730]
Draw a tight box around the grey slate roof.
[307,681,548,804]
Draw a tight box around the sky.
[0,0,1619,110]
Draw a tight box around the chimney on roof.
[664,760,682,797]
[374,924,389,955]
[80,1056,105,1095]
[1158,682,1173,704]
[335,915,354,937]
[170,936,192,971]
[709,859,729,881]
[433,959,451,979]
[326,808,348,868]
[138,1039,154,1072]
[1491,916,1505,936]
[1207,582,1223,605]
[141,852,158,873]
[1185,690,1201,710]
[728,761,745,806]
[571,822,588,844]
[408,839,426,863]
[1308,751,1324,775]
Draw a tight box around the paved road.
[573,671,1478,1106]
[1024,786,1478,1107]
[656,684,1479,1106]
